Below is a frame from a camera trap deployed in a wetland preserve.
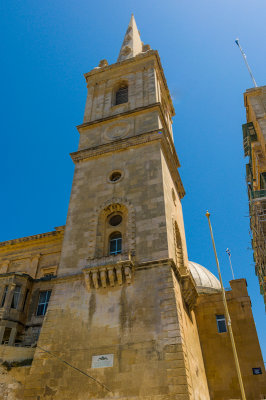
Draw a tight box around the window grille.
[1,286,8,308]
[115,85,128,105]
[11,285,21,309]
[36,290,51,316]
[216,314,227,333]
[109,233,122,255]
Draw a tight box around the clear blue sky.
[1,1,265,361]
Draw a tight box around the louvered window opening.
[115,86,128,105]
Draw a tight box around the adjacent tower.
[23,16,210,399]
[243,86,266,309]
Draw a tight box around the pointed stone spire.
[117,14,143,62]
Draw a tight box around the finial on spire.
[117,15,144,62]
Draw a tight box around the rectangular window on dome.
[216,314,227,333]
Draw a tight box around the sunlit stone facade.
[0,16,265,400]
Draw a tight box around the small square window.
[216,314,227,333]
[252,367,262,375]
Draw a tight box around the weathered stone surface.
[0,16,265,400]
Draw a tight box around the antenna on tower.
[226,248,235,280]
[235,38,257,87]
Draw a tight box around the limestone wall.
[0,228,63,279]
[59,141,169,275]
[78,109,162,151]
[195,279,266,399]
[0,365,30,400]
[161,150,188,271]
[0,345,35,363]
[23,262,200,400]
[83,57,158,125]
[0,347,33,400]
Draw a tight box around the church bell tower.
[24,15,210,400]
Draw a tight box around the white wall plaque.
[91,354,114,369]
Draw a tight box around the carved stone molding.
[102,120,132,142]
[71,130,161,163]
[180,273,198,309]
[87,197,136,260]
[83,260,133,290]
[169,257,198,309]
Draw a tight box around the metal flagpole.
[235,38,257,87]
[206,211,247,400]
[226,248,235,280]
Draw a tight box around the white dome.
[188,261,221,294]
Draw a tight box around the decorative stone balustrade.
[83,260,133,290]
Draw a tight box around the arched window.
[115,84,128,105]
[109,232,122,255]
[93,201,135,259]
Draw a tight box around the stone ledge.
[71,130,162,163]
[77,103,161,130]
[0,345,35,363]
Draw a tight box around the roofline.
[0,226,64,248]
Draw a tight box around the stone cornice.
[135,258,176,271]
[75,100,182,173]
[244,85,266,99]
[0,258,198,308]
[71,130,161,162]
[71,127,185,199]
[0,226,65,251]
[76,103,160,131]
[84,50,157,79]
[75,98,185,197]
[0,272,34,282]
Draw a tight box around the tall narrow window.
[109,232,122,255]
[22,289,30,312]
[115,84,128,105]
[11,285,21,309]
[1,286,8,308]
[36,290,51,316]
[216,314,227,333]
